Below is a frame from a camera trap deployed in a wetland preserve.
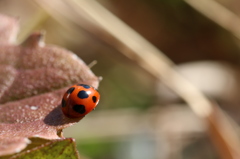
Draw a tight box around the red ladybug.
[61,84,100,118]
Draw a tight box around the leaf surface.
[0,14,99,157]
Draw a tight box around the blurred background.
[1,0,240,158]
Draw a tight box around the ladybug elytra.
[61,84,100,118]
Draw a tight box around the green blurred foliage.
[77,140,116,159]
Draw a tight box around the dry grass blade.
[207,104,240,159]
[185,0,240,40]
[34,0,240,158]
[34,0,212,118]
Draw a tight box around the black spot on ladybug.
[77,90,89,99]
[73,105,86,114]
[67,87,75,94]
[61,99,66,107]
[92,96,97,103]
[77,84,91,89]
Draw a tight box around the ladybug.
[61,84,100,118]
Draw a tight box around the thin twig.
[185,0,240,40]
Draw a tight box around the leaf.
[7,138,80,159]
[0,14,100,157]
[0,31,99,104]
